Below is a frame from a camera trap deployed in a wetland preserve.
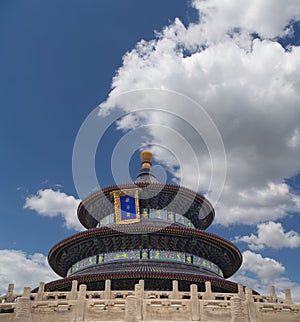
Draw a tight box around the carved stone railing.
[0,280,298,322]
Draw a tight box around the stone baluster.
[269,285,276,302]
[70,280,78,300]
[285,288,293,305]
[78,284,87,300]
[202,281,213,300]
[190,284,200,321]
[75,284,86,321]
[238,284,245,301]
[245,287,257,322]
[36,282,45,301]
[22,287,31,298]
[171,280,179,299]
[245,287,253,301]
[15,297,31,322]
[230,296,245,322]
[104,279,111,299]
[125,295,137,322]
[135,283,142,320]
[5,283,15,302]
[139,280,145,298]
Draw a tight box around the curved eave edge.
[48,226,242,277]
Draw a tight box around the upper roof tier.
[77,150,215,230]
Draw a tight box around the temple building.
[0,150,299,322]
[46,150,242,293]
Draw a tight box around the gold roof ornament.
[140,149,152,168]
[135,149,158,183]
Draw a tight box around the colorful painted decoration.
[111,188,141,224]
[68,255,97,275]
[98,209,195,229]
[104,250,140,262]
[67,250,223,278]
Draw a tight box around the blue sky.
[1,0,300,301]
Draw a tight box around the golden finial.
[140,150,152,168]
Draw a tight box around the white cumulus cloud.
[99,0,300,226]
[233,250,300,303]
[239,250,285,280]
[24,189,83,231]
[0,249,59,295]
[235,221,300,250]
[193,0,300,40]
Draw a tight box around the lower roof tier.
[48,225,242,279]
